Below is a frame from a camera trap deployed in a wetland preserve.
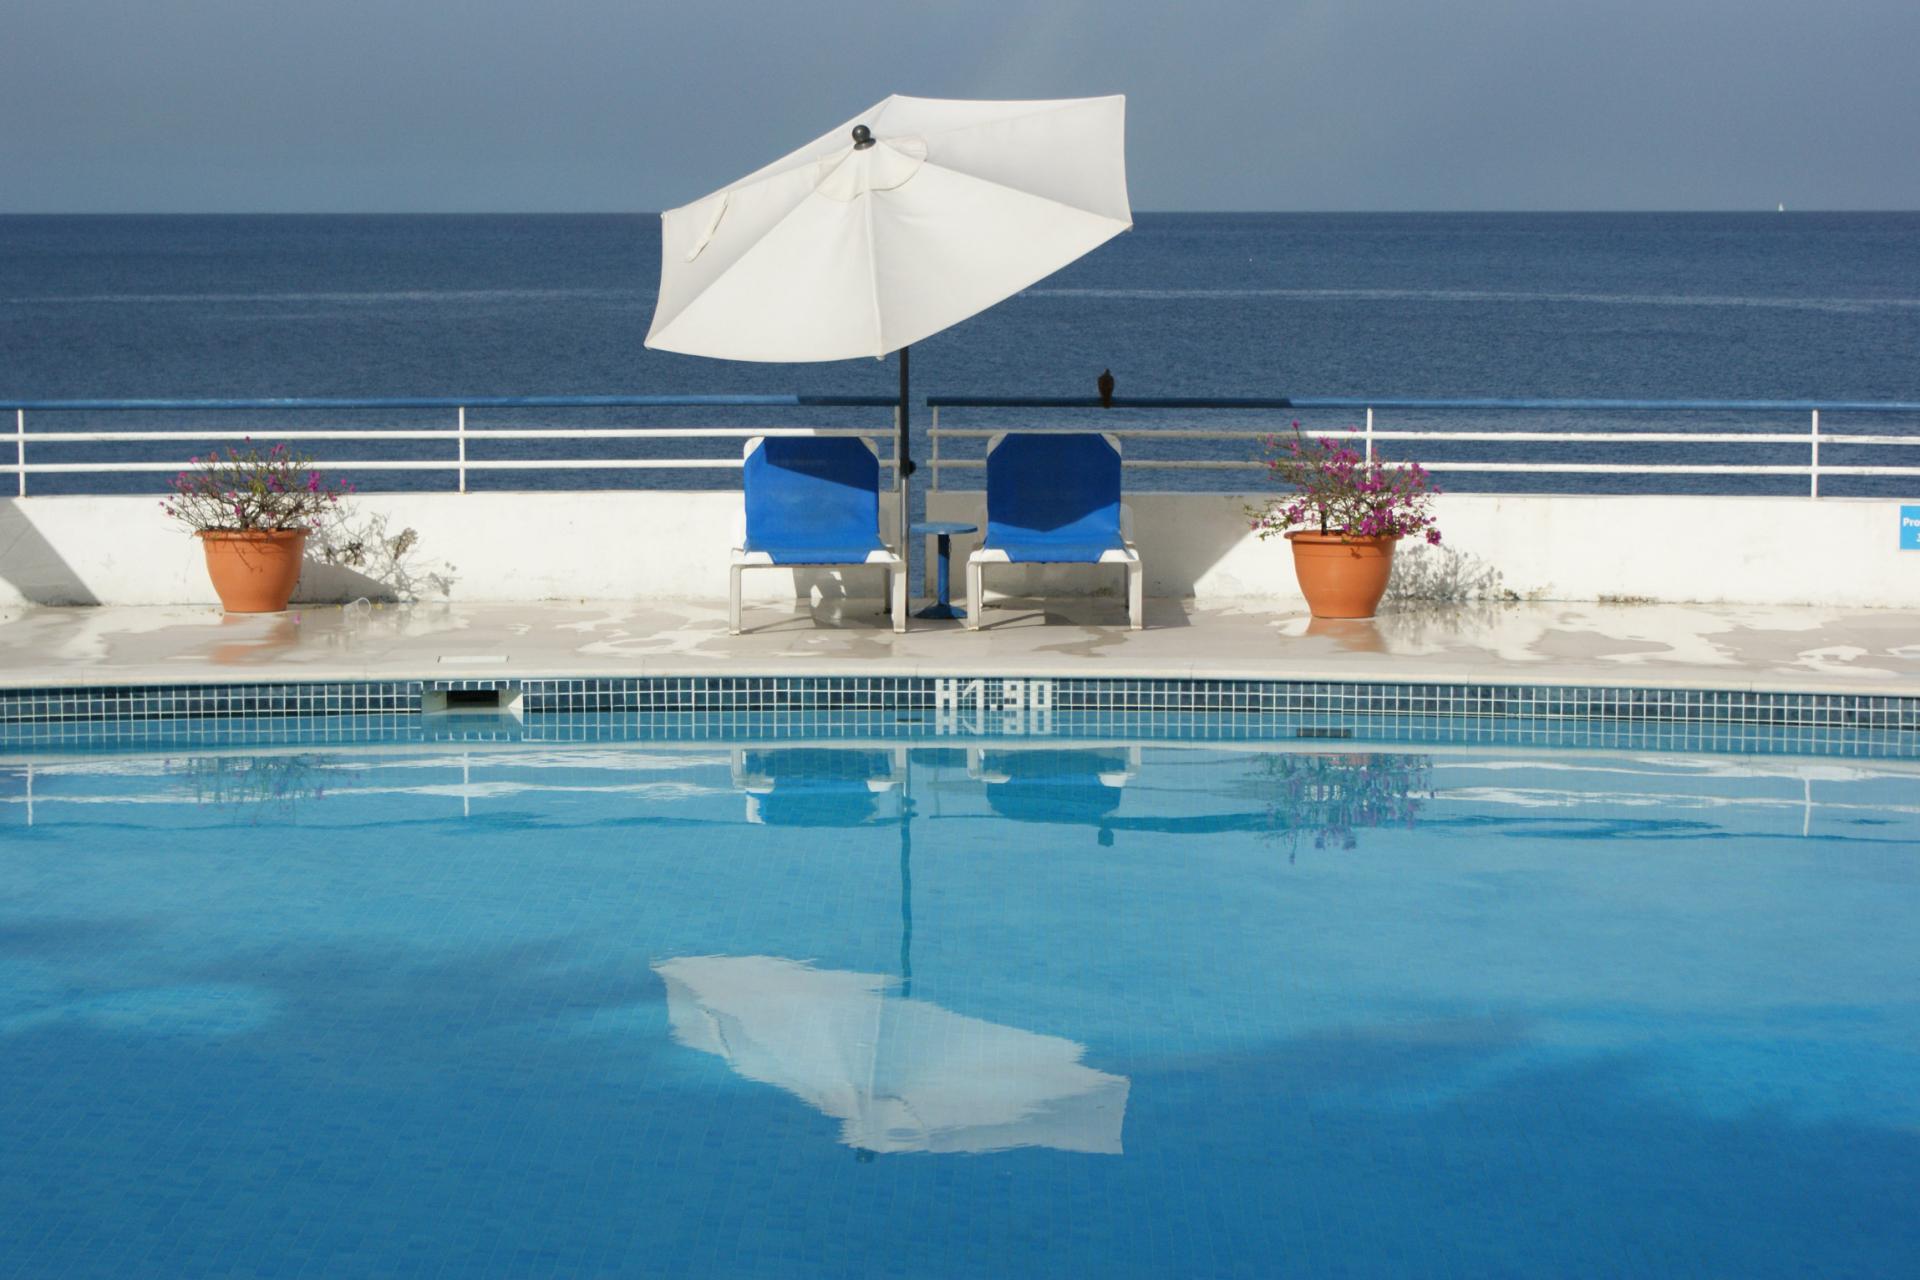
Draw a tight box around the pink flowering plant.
[1248,421,1441,545]
[162,441,355,534]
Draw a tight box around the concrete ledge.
[3,598,1918,699]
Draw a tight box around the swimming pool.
[4,723,1917,1277]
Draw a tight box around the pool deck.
[2,597,1918,696]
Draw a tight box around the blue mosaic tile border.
[2,675,1915,757]
[514,710,1919,759]
[0,681,421,726]
[508,676,1920,730]
[4,707,1915,759]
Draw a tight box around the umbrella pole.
[896,345,913,558]
[899,753,913,998]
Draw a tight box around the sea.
[2,212,1917,497]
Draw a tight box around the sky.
[6,0,1920,213]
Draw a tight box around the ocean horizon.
[4,211,1916,497]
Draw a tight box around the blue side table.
[912,521,978,621]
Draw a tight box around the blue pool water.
[3,729,1918,1277]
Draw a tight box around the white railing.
[925,397,1920,497]
[7,394,1920,499]
[1,395,901,497]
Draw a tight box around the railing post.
[457,406,467,494]
[15,409,24,497]
[1809,408,1820,499]
[1364,406,1374,462]
[930,406,940,491]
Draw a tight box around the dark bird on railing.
[1097,368,1115,408]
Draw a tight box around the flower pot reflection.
[1260,751,1434,859]
[209,612,302,665]
[1302,615,1389,653]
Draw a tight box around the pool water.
[4,733,1918,1277]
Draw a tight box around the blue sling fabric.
[743,437,886,564]
[984,433,1124,563]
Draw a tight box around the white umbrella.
[645,94,1132,544]
[655,955,1129,1156]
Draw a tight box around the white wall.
[3,490,1915,608]
[929,490,1920,609]
[0,492,899,608]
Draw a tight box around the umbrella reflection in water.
[691,747,1129,1155]
[655,955,1128,1156]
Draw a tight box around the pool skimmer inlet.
[424,680,524,719]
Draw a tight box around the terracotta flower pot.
[1286,531,1397,618]
[197,528,308,613]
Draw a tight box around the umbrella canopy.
[645,94,1132,362]
[646,95,1130,556]
[656,955,1128,1155]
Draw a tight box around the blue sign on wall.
[1904,506,1920,551]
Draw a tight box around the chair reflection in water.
[968,745,1140,842]
[730,747,907,827]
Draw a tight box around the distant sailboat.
[1777,202,1786,213]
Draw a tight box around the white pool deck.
[2,597,1917,696]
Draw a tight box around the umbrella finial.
[852,124,876,150]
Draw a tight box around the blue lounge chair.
[732,436,907,634]
[964,432,1142,630]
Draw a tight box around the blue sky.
[6,0,1919,212]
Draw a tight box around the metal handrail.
[4,395,900,496]
[1,394,899,411]
[924,397,1920,497]
[9,393,1920,499]
[928,427,1920,446]
[926,395,1920,412]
